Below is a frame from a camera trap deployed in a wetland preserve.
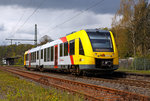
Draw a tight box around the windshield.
[87,32,113,52]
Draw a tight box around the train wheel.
[39,66,44,72]
[70,65,75,75]
[35,65,39,71]
[75,66,82,76]
[26,67,30,70]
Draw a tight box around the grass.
[117,67,150,74]
[0,70,84,101]
[2,65,24,68]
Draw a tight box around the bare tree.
[39,35,53,45]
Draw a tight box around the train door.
[54,45,58,68]
[75,38,79,65]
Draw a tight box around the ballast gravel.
[25,70,150,97]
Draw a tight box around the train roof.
[66,29,109,36]
[25,29,110,53]
[40,39,62,49]
[85,29,109,33]
[28,46,41,53]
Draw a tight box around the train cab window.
[47,47,50,61]
[64,42,68,56]
[60,43,63,57]
[44,49,46,62]
[69,40,75,55]
[79,39,84,55]
[37,51,39,60]
[51,47,54,61]
[41,49,43,59]
[87,32,113,52]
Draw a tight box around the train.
[24,29,119,75]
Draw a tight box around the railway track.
[84,76,150,89]
[4,66,150,89]
[3,66,150,89]
[0,66,150,101]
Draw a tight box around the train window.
[33,52,34,62]
[47,47,50,61]
[64,42,68,56]
[41,49,43,59]
[34,52,36,62]
[79,39,84,55]
[44,49,46,62]
[69,40,75,55]
[51,47,54,61]
[32,52,34,62]
[37,51,39,60]
[60,43,63,57]
[87,32,113,52]
[31,53,33,62]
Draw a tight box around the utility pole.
[35,24,37,46]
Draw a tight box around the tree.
[111,0,150,58]
[39,35,53,45]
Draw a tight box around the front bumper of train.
[79,65,119,71]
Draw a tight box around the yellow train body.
[66,30,118,69]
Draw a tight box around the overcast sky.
[0,0,149,45]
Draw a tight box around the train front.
[81,29,119,73]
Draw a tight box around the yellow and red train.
[24,29,119,75]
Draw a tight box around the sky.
[0,0,148,45]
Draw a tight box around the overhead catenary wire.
[9,0,33,39]
[44,0,105,34]
[11,0,47,38]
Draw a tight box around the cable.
[44,0,104,34]
[9,0,33,38]
[11,0,47,38]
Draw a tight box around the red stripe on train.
[60,37,67,42]
[54,66,58,68]
[70,55,74,65]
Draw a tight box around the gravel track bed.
[26,70,150,96]
[6,67,150,96]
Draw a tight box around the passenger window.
[37,51,39,60]
[47,47,50,61]
[41,49,43,59]
[51,47,54,61]
[34,52,36,62]
[44,49,46,62]
[69,40,75,55]
[79,39,84,55]
[60,43,63,57]
[64,42,68,56]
